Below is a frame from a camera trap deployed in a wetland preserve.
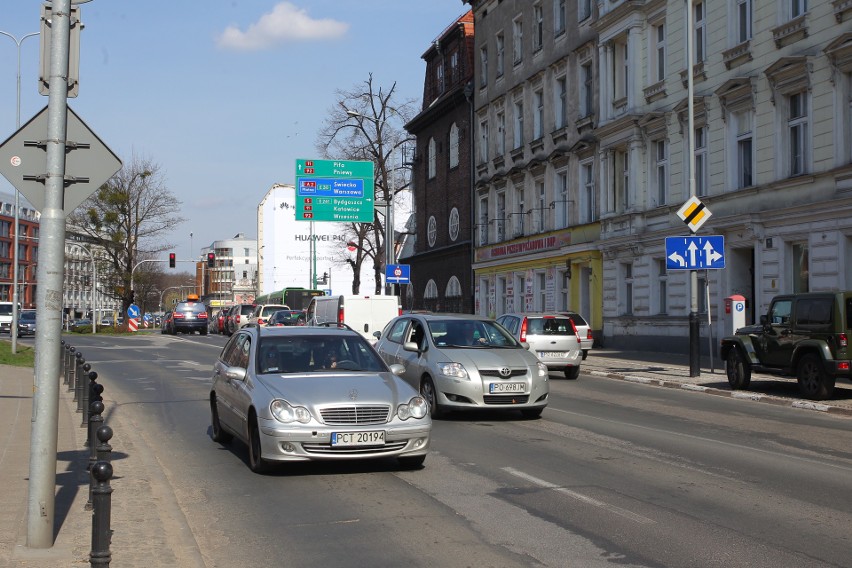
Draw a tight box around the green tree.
[66,155,182,319]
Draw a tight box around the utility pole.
[686,2,700,377]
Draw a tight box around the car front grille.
[301,441,408,455]
[319,405,391,425]
[483,395,530,405]
[479,369,528,378]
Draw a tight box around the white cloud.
[217,2,349,51]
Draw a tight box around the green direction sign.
[295,158,374,222]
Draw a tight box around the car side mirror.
[225,367,247,382]
[389,363,405,376]
[403,341,421,353]
[521,341,530,350]
[373,330,381,340]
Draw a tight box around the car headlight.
[438,362,469,380]
[397,396,429,420]
[270,399,312,424]
[536,362,548,378]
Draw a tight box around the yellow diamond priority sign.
[677,196,712,233]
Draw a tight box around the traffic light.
[169,252,176,268]
[322,272,329,283]
[207,252,215,268]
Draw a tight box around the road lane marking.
[502,467,656,525]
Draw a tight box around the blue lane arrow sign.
[665,235,725,270]
[385,264,411,284]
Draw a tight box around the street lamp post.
[0,29,39,354]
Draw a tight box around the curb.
[588,369,852,417]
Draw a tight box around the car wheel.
[398,454,426,470]
[201,328,208,336]
[797,353,835,401]
[248,413,271,474]
[210,395,233,444]
[564,366,580,380]
[726,348,751,390]
[521,408,543,419]
[420,376,443,419]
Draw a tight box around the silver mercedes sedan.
[374,314,549,419]
[210,324,431,473]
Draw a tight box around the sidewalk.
[1,349,849,568]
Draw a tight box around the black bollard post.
[73,351,83,401]
[75,357,87,413]
[80,364,92,425]
[60,340,66,378]
[67,346,76,390]
[89,461,113,567]
[88,425,113,511]
[84,371,100,431]
[86,399,104,453]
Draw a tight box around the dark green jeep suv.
[719,291,852,400]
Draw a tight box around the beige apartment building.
[467,0,852,350]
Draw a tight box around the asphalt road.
[69,332,852,568]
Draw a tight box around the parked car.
[17,310,37,336]
[72,318,92,330]
[267,309,307,326]
[248,304,291,327]
[373,313,549,418]
[560,311,594,360]
[720,291,852,400]
[226,303,257,336]
[100,317,114,327]
[496,312,583,379]
[170,298,208,335]
[209,324,431,473]
[161,311,174,334]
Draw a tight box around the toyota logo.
[499,367,512,377]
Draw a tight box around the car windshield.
[177,302,206,314]
[20,311,36,321]
[428,319,519,348]
[527,317,575,336]
[256,334,388,375]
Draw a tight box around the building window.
[621,262,634,315]
[515,185,526,237]
[580,160,596,223]
[579,0,592,21]
[580,62,594,118]
[534,179,546,233]
[693,2,706,63]
[554,0,566,36]
[428,137,437,179]
[424,279,439,311]
[427,216,437,247]
[496,111,506,157]
[445,276,463,313]
[449,207,460,242]
[788,91,808,176]
[496,32,505,78]
[512,16,523,65]
[449,123,459,169]
[496,191,506,241]
[536,271,546,311]
[611,149,630,212]
[533,4,543,52]
[656,259,668,315]
[533,89,544,140]
[695,126,708,196]
[436,61,444,95]
[653,22,666,83]
[734,110,753,188]
[655,139,668,206]
[478,196,489,245]
[479,46,488,88]
[790,0,807,19]
[736,0,752,43]
[449,50,459,83]
[497,276,508,315]
[479,118,489,163]
[612,37,629,103]
[554,170,569,229]
[514,99,524,149]
[792,242,809,293]
[555,76,567,129]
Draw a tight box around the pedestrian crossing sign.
[676,196,712,233]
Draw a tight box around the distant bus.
[255,287,324,312]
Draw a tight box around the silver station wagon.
[496,313,583,380]
[374,314,549,418]
[210,324,431,473]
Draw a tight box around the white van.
[307,295,401,343]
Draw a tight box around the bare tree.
[315,74,415,294]
[66,154,183,319]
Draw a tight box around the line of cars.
[206,306,593,474]
[207,303,307,336]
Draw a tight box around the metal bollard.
[60,340,66,378]
[80,365,92,425]
[67,346,76,390]
[84,372,101,433]
[75,358,87,412]
[88,425,113,511]
[89,460,113,567]
[73,352,83,401]
[87,400,104,464]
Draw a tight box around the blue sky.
[0,1,468,262]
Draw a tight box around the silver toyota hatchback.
[374,314,549,418]
[496,313,583,379]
